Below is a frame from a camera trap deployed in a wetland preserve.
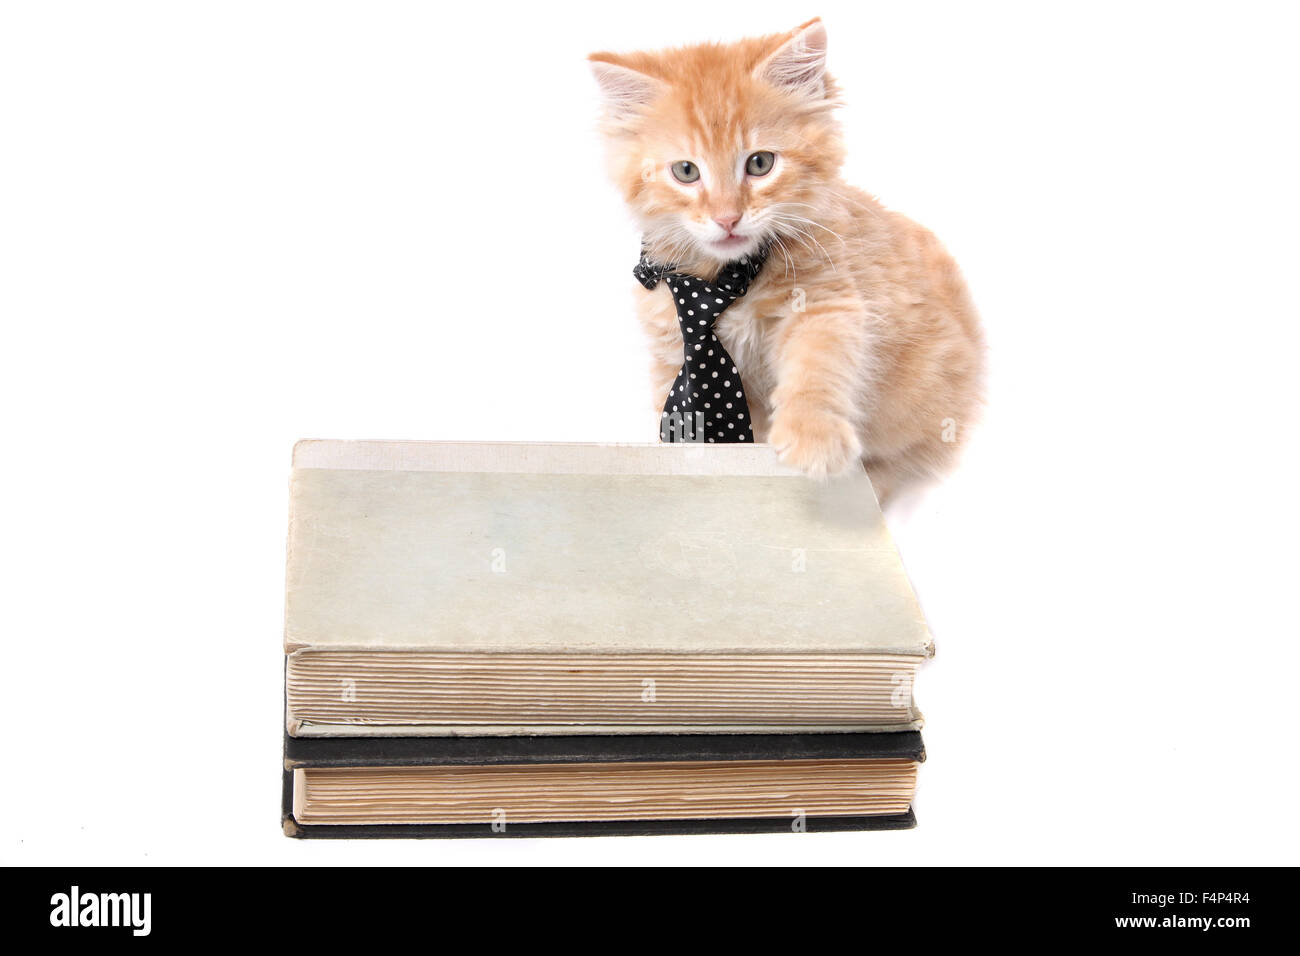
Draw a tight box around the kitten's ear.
[755,18,829,97]
[588,55,665,120]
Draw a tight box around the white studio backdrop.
[1,1,1297,865]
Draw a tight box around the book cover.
[283,731,923,838]
[285,441,932,737]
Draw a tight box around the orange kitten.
[590,18,985,503]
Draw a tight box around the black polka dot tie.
[634,245,768,444]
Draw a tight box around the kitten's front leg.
[635,286,688,433]
[766,291,867,479]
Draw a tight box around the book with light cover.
[284,440,932,737]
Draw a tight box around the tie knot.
[633,244,769,297]
[668,278,732,333]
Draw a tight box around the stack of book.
[281,440,931,838]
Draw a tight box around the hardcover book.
[284,440,931,737]
[283,731,923,837]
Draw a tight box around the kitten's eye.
[746,151,775,177]
[670,161,700,184]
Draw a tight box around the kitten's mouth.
[710,233,755,255]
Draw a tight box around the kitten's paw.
[768,410,862,479]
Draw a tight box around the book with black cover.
[283,731,923,839]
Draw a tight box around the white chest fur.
[713,298,776,424]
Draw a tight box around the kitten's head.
[589,19,843,273]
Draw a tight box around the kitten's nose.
[713,213,742,233]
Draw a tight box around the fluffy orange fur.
[590,19,985,503]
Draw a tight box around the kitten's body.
[592,20,984,503]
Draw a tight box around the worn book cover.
[283,731,923,838]
[285,441,932,736]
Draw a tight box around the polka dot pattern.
[634,246,769,444]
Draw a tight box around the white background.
[2,0,1297,865]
